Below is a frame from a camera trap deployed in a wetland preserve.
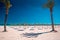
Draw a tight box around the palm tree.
[0,0,12,32]
[43,0,57,32]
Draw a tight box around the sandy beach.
[0,25,60,40]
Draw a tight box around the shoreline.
[0,24,60,26]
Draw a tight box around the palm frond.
[43,0,54,8]
[0,0,12,8]
[5,0,12,8]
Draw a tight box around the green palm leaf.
[0,0,12,8]
[5,0,12,8]
[43,0,54,8]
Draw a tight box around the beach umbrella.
[0,0,12,32]
[43,0,57,32]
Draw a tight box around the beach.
[0,25,60,40]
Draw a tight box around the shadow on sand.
[22,31,51,38]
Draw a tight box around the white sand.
[0,25,60,40]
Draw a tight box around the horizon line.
[0,24,60,26]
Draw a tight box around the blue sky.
[0,0,60,24]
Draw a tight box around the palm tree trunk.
[50,8,55,31]
[4,8,8,32]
